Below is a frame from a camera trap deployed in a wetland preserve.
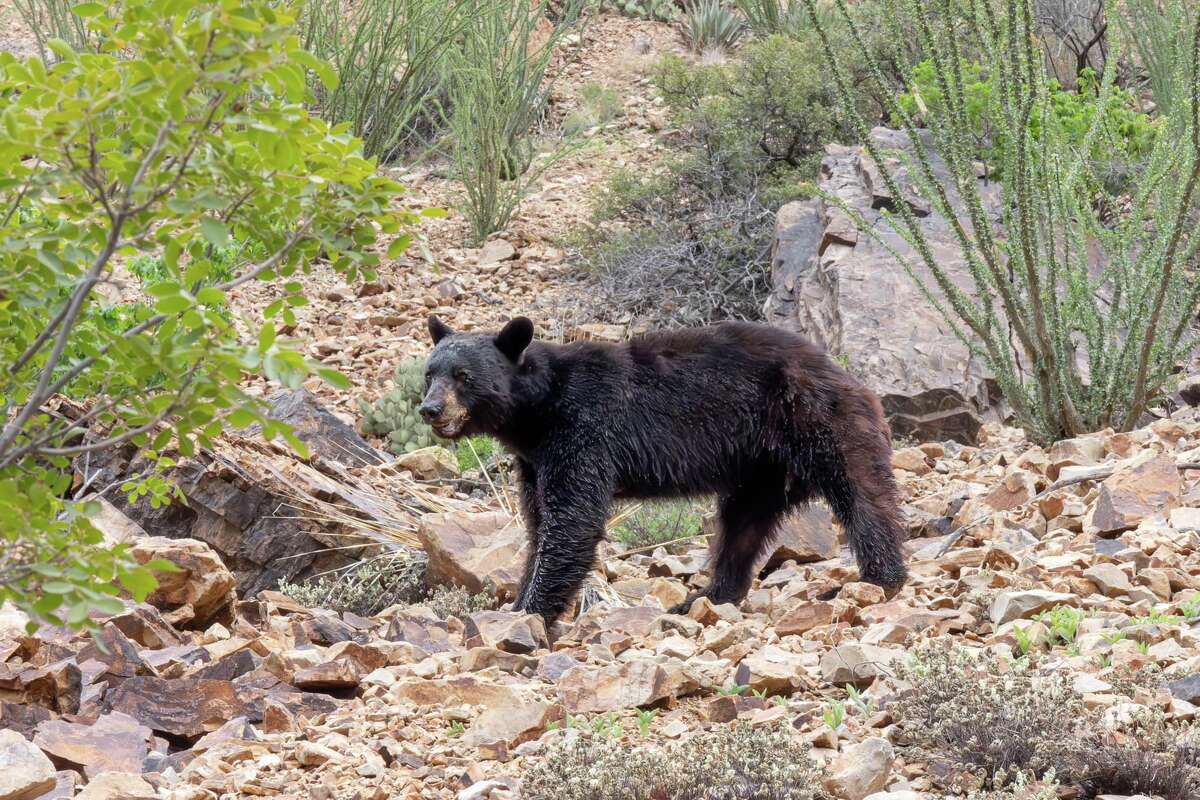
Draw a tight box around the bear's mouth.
[432,418,466,439]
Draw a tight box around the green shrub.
[279,553,427,616]
[897,60,1157,187]
[806,0,1200,443]
[577,33,852,326]
[11,0,97,59]
[522,724,825,800]
[733,0,809,37]
[299,0,470,161]
[0,0,411,631]
[683,0,746,54]
[444,0,580,244]
[456,435,497,473]
[611,500,704,550]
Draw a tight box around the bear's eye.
[454,369,470,383]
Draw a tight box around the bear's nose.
[419,402,442,422]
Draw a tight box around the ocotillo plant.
[803,0,1200,443]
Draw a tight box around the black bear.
[418,315,908,622]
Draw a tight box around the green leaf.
[227,408,257,428]
[71,2,104,17]
[200,218,230,248]
[257,322,276,353]
[316,368,350,389]
[387,234,413,259]
[118,570,158,602]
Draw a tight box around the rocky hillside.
[4,403,1200,799]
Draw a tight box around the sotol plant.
[805,0,1200,443]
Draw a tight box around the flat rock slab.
[33,711,152,779]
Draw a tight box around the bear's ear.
[495,317,534,363]
[428,315,453,345]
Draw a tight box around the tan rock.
[0,729,56,800]
[75,773,155,800]
[1090,452,1181,535]
[734,645,806,693]
[460,647,539,675]
[840,582,887,607]
[395,446,459,480]
[775,601,836,636]
[557,660,675,713]
[390,676,522,708]
[892,448,933,475]
[989,590,1075,625]
[33,712,151,779]
[465,611,548,654]
[757,505,839,571]
[102,677,258,738]
[292,659,363,690]
[1082,564,1134,598]
[819,644,903,687]
[824,737,894,800]
[131,536,236,626]
[464,699,562,748]
[417,511,527,601]
[1047,435,1105,480]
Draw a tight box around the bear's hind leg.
[821,474,908,592]
[668,488,786,615]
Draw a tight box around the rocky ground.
[5,407,1200,799]
[5,5,1200,800]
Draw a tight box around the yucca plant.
[804,0,1200,443]
[733,0,809,37]
[684,0,746,54]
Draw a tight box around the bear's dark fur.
[418,315,908,622]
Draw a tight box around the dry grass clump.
[521,724,824,800]
[278,553,427,616]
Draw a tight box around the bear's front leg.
[512,459,611,623]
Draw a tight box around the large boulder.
[765,127,1006,443]
[418,511,529,601]
[72,391,387,596]
[0,729,56,800]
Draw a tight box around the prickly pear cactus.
[359,356,439,455]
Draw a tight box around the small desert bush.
[563,82,623,135]
[894,644,1086,789]
[1066,710,1200,800]
[611,500,704,550]
[423,584,497,619]
[279,553,427,616]
[522,724,824,800]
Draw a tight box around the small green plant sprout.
[1013,625,1036,655]
[448,720,466,737]
[845,684,876,717]
[1132,609,1185,626]
[823,699,846,730]
[772,695,789,708]
[1096,653,1112,669]
[751,687,771,701]
[592,712,624,739]
[1036,606,1084,646]
[635,709,658,737]
[1135,641,1151,655]
[718,683,749,696]
[1180,597,1200,619]
[1065,643,1082,658]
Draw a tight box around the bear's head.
[418,315,534,439]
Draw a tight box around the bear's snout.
[418,401,442,422]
